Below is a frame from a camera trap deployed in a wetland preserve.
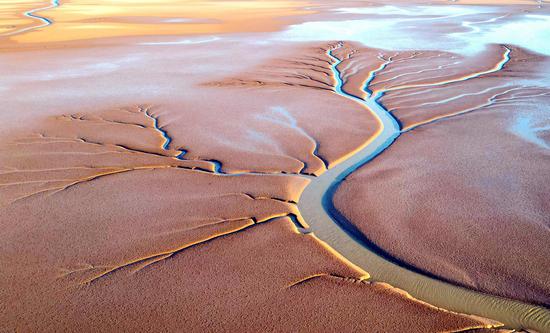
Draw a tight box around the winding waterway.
[3,2,549,330]
[1,0,59,37]
[297,43,550,332]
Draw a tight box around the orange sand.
[1,1,312,44]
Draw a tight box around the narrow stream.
[1,0,60,37]
[297,43,550,332]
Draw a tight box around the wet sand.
[1,0,549,332]
[297,42,550,331]
[334,94,550,306]
[330,38,550,308]
[0,27,493,333]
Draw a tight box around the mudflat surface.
[0,22,491,333]
[1,0,549,331]
[334,51,550,305]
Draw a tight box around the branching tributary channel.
[4,8,549,326]
[297,42,550,332]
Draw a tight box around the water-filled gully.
[297,42,550,332]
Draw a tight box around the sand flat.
[0,34,493,333]
[334,96,550,306]
[2,0,549,332]
[333,45,550,306]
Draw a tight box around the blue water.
[278,5,550,56]
[25,0,60,25]
[324,44,401,183]
[511,114,550,150]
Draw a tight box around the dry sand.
[1,0,548,331]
